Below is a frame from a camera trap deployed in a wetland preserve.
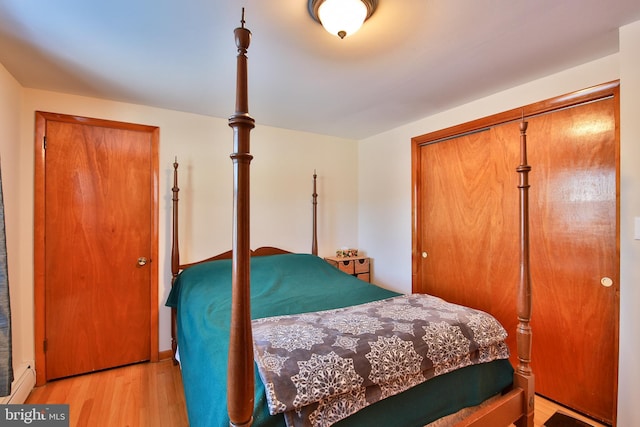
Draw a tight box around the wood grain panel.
[525,98,618,423]
[35,112,159,383]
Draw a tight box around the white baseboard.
[0,362,36,404]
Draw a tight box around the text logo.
[1,405,69,426]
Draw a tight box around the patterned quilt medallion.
[252,294,510,427]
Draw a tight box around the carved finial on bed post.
[312,170,318,256]
[228,8,255,427]
[233,8,252,118]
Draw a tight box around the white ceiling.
[1,0,640,140]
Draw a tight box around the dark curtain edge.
[0,158,14,397]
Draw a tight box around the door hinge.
[43,136,47,150]
[43,339,48,352]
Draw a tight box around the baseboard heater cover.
[0,363,36,404]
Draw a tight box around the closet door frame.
[411,80,620,424]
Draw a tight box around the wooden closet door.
[526,98,618,423]
[34,113,159,383]
[414,95,618,424]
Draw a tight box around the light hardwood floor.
[528,396,607,427]
[26,359,607,427]
[26,359,188,427]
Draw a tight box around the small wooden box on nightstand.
[324,256,370,282]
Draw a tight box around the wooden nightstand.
[324,256,370,282]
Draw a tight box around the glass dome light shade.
[317,0,368,39]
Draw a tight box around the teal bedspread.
[166,253,513,427]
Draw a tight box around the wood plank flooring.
[26,359,607,427]
[26,359,187,427]
[529,396,607,427]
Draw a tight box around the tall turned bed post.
[228,10,255,427]
[312,171,318,256]
[514,119,535,426]
[170,159,180,364]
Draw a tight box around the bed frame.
[170,11,534,427]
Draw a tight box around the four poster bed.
[166,13,533,427]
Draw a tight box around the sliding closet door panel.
[526,98,617,423]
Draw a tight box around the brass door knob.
[600,277,613,287]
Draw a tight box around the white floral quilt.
[252,294,510,427]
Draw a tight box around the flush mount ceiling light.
[308,0,378,39]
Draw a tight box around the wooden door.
[412,85,619,424]
[34,112,159,383]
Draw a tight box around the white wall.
[0,63,31,386]
[13,88,359,362]
[359,21,640,426]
